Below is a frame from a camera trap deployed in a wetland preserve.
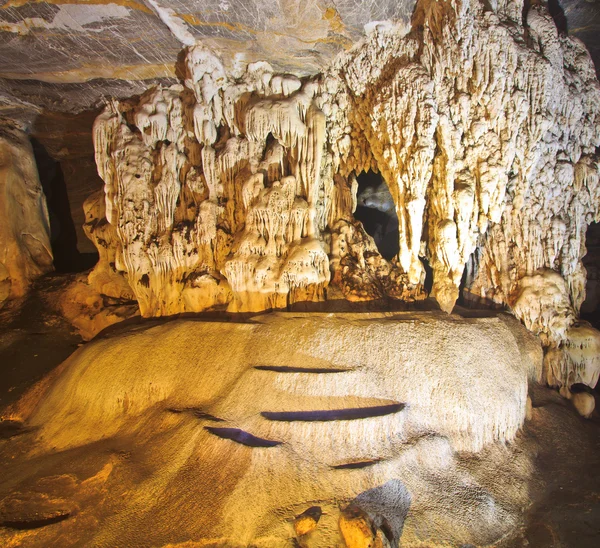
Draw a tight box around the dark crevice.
[332,458,382,469]
[581,222,600,331]
[254,365,350,373]
[166,408,225,421]
[0,420,30,439]
[1,512,70,530]
[261,403,405,422]
[354,170,399,260]
[548,0,568,34]
[30,137,96,272]
[421,257,434,294]
[205,427,282,447]
[570,383,594,395]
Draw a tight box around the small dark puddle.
[262,403,405,422]
[205,427,282,447]
[333,459,382,469]
[166,408,225,422]
[1,512,70,530]
[254,365,349,373]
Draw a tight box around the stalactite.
[90,0,600,381]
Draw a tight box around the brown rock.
[294,505,322,537]
[339,504,376,548]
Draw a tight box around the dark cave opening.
[581,222,600,327]
[30,138,97,273]
[354,170,399,260]
[548,0,568,34]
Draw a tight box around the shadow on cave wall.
[354,170,400,260]
[548,0,568,34]
[30,137,97,273]
[580,221,600,395]
[581,222,600,327]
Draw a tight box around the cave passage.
[30,138,98,273]
[581,222,600,327]
[354,170,400,260]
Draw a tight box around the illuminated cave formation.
[1,0,600,547]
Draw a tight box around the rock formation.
[88,0,600,389]
[0,312,542,547]
[0,125,53,305]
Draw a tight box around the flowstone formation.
[0,313,542,547]
[0,126,53,305]
[88,0,600,391]
[92,61,416,315]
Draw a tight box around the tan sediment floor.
[0,283,598,547]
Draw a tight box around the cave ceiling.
[0,0,419,123]
[0,0,598,128]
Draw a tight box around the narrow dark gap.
[421,257,434,294]
[548,0,568,34]
[581,222,600,328]
[265,132,276,148]
[457,261,471,307]
[1,512,70,530]
[254,365,350,373]
[354,170,399,260]
[332,458,382,469]
[569,383,594,395]
[30,137,97,273]
[580,221,600,395]
[261,402,405,422]
[204,427,282,447]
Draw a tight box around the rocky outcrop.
[0,126,53,305]
[1,312,541,547]
[91,48,426,315]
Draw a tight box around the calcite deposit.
[0,2,599,547]
[88,0,600,387]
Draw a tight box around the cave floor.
[0,274,83,410]
[518,385,600,548]
[0,277,599,547]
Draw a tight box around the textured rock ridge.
[91,0,600,385]
[0,125,53,305]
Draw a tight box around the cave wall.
[0,125,53,303]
